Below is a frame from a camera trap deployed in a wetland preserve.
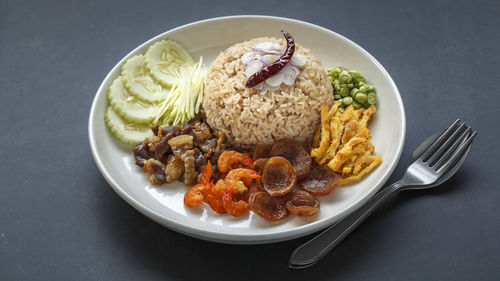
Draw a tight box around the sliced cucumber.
[108,76,159,125]
[145,40,195,87]
[122,55,170,103]
[104,106,154,146]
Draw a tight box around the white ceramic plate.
[89,16,405,244]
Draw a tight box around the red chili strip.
[245,30,295,88]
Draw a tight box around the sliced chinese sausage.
[270,139,312,180]
[298,163,340,196]
[249,178,265,193]
[285,190,320,216]
[253,158,268,174]
[262,157,296,197]
[250,192,289,221]
[253,144,271,161]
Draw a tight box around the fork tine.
[426,123,467,165]
[420,119,461,161]
[431,126,470,169]
[436,131,477,173]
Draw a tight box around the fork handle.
[289,180,407,269]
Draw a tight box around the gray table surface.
[1,0,499,280]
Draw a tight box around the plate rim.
[88,15,406,244]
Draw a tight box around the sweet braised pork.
[133,120,228,186]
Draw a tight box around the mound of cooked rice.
[203,37,333,147]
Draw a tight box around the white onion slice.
[272,43,284,51]
[254,42,274,50]
[245,60,264,77]
[265,72,284,87]
[290,54,307,67]
[252,42,274,52]
[252,42,282,54]
[282,65,300,86]
[266,85,280,91]
[241,52,259,65]
[244,42,303,89]
[255,82,264,90]
[260,54,278,65]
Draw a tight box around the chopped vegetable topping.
[153,57,207,125]
[245,30,296,88]
[327,66,377,110]
[104,40,206,146]
[241,35,306,90]
[145,40,195,87]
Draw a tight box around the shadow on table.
[94,167,471,281]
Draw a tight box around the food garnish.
[270,139,312,180]
[108,76,160,124]
[222,180,252,217]
[249,192,289,221]
[245,30,296,88]
[189,164,261,217]
[203,37,331,147]
[122,55,169,103]
[241,40,306,90]
[217,150,255,173]
[133,121,227,186]
[327,66,377,111]
[253,144,271,161]
[145,40,195,87]
[298,163,340,195]
[310,103,382,185]
[184,163,213,207]
[104,33,384,223]
[184,183,208,207]
[261,156,297,197]
[203,179,227,214]
[153,58,206,125]
[179,139,339,220]
[285,190,320,216]
[105,107,155,146]
[105,40,207,146]
[253,158,268,174]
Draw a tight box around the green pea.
[348,70,361,78]
[339,71,352,83]
[367,92,377,105]
[358,85,369,93]
[333,79,341,91]
[326,66,377,108]
[340,87,349,97]
[366,85,375,92]
[342,96,353,106]
[338,106,345,113]
[353,77,366,84]
[354,92,367,104]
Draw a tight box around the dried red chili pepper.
[245,30,295,88]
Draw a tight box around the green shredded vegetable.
[153,57,207,125]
